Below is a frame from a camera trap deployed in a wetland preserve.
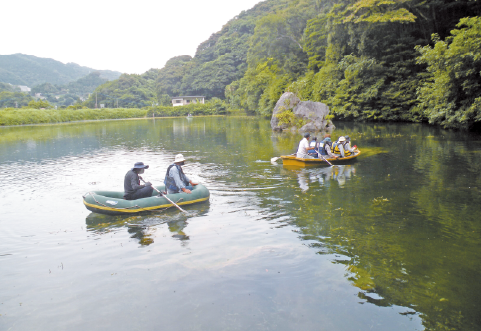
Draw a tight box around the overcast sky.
[2,0,263,74]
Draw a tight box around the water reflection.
[84,206,207,246]
[2,118,481,331]
[292,165,357,191]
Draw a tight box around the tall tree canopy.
[92,0,481,129]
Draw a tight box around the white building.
[18,85,31,93]
[171,96,205,107]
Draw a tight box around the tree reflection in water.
[294,165,357,191]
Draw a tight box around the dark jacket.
[123,170,145,199]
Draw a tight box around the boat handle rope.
[82,192,185,212]
[82,192,141,210]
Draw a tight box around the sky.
[2,0,264,74]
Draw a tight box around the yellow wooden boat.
[280,149,361,167]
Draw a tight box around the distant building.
[35,93,46,100]
[18,85,31,93]
[171,96,205,107]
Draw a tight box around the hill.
[0,54,122,87]
[91,0,293,108]
[90,0,481,130]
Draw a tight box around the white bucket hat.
[338,136,346,142]
[174,154,185,163]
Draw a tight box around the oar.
[140,178,188,213]
[315,149,334,166]
[271,153,295,163]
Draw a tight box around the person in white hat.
[333,136,355,158]
[164,154,198,194]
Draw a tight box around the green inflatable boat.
[83,184,210,215]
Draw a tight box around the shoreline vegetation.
[0,100,229,126]
[2,1,481,131]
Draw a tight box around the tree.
[415,17,481,129]
[0,91,33,108]
[27,99,51,109]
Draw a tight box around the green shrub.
[0,108,148,126]
[274,107,307,128]
[147,99,227,117]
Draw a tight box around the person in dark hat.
[296,132,314,159]
[123,162,153,200]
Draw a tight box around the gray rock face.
[271,92,335,132]
[270,92,300,131]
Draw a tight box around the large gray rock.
[271,92,335,132]
[270,92,300,131]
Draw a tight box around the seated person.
[164,154,198,194]
[318,137,339,159]
[344,136,357,154]
[308,137,318,157]
[296,133,314,159]
[123,162,153,200]
[333,136,355,157]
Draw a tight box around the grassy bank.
[0,100,231,126]
[0,108,149,126]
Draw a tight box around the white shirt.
[296,138,310,158]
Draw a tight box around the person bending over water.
[123,162,153,200]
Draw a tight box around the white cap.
[174,154,185,163]
[338,136,346,142]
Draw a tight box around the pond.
[1,117,480,330]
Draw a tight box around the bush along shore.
[147,99,227,117]
[0,99,228,126]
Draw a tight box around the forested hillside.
[83,69,160,108]
[0,54,121,86]
[92,0,481,129]
[92,0,292,108]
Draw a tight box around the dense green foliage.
[223,0,481,129]
[147,98,227,117]
[85,0,481,130]
[27,99,52,109]
[0,82,20,93]
[93,0,295,105]
[415,17,481,129]
[0,108,148,126]
[84,69,160,108]
[0,91,33,108]
[0,97,228,126]
[0,54,121,86]
[65,72,108,95]
[29,72,108,107]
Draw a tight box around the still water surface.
[1,117,480,330]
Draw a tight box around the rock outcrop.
[270,92,335,132]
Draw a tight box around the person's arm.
[339,144,345,158]
[326,145,339,158]
[130,172,145,191]
[303,139,310,153]
[171,167,192,193]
